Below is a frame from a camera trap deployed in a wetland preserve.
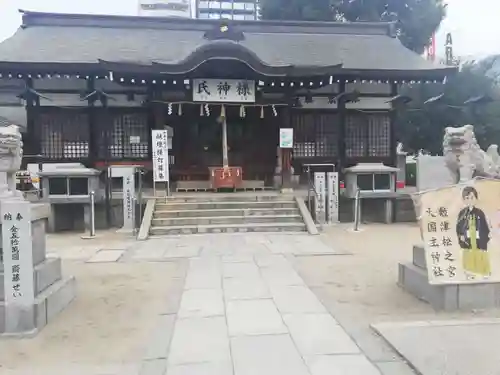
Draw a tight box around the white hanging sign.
[152,130,169,182]
[314,172,326,224]
[1,201,35,311]
[279,128,294,148]
[193,79,255,103]
[327,172,339,223]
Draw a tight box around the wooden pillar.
[337,81,347,172]
[281,106,293,190]
[153,102,165,130]
[146,86,156,160]
[389,82,398,167]
[86,77,96,166]
[24,77,38,158]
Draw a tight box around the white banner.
[152,130,169,182]
[193,79,255,103]
[1,201,35,309]
[314,172,326,224]
[327,172,339,223]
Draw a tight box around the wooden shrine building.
[0,10,454,189]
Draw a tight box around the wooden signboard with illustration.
[418,179,500,284]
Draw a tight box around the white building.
[138,0,193,18]
[196,0,259,20]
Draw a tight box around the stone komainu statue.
[0,125,24,199]
[443,124,500,183]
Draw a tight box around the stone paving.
[373,319,500,375]
[131,233,381,375]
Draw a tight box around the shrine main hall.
[0,10,453,189]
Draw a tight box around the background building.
[138,0,192,18]
[196,0,259,20]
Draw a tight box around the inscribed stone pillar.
[1,201,36,333]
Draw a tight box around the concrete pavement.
[134,233,381,375]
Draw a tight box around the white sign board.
[152,130,169,182]
[314,172,326,224]
[279,128,294,149]
[193,79,255,103]
[122,169,135,232]
[327,172,339,223]
[1,201,35,322]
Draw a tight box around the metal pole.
[353,188,361,232]
[37,154,43,199]
[132,196,138,236]
[306,166,311,211]
[318,186,324,231]
[90,190,96,237]
[105,166,112,228]
[138,169,143,223]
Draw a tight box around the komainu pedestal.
[0,125,75,336]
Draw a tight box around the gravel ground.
[294,223,500,323]
[0,231,187,371]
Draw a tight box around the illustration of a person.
[456,186,492,278]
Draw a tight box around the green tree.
[397,57,500,154]
[260,0,447,52]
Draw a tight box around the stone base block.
[0,276,76,336]
[398,262,500,311]
[0,257,62,301]
[398,263,458,311]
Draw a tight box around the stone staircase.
[149,195,307,235]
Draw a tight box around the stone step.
[154,207,300,218]
[152,214,303,226]
[149,222,307,236]
[156,201,297,210]
[159,194,287,203]
[0,257,62,301]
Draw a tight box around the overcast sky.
[0,0,498,59]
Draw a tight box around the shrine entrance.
[170,104,280,190]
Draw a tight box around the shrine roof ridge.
[19,9,396,36]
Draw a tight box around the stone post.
[0,125,75,336]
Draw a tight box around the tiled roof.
[0,11,454,78]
